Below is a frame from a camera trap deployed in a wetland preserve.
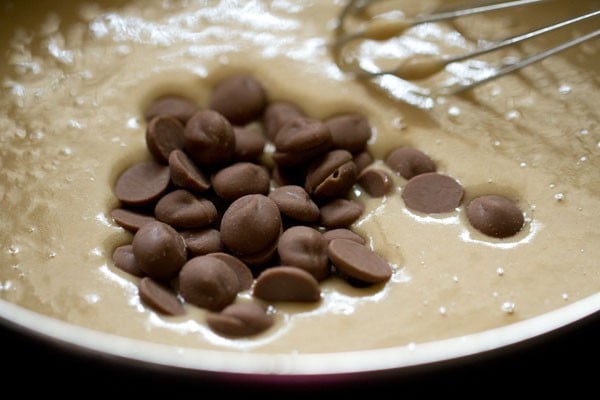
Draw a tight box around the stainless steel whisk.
[331,0,600,96]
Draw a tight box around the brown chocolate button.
[184,109,236,166]
[206,302,273,337]
[233,125,266,162]
[263,100,304,141]
[145,115,185,164]
[155,189,218,229]
[277,226,330,281]
[144,94,198,124]
[220,194,282,257]
[466,195,525,238]
[207,252,254,291]
[253,266,321,302]
[402,172,464,214]
[180,228,223,256]
[322,228,366,245]
[274,116,332,153]
[178,255,240,311]
[110,208,156,233]
[327,238,392,284]
[112,244,145,277]
[305,149,356,201]
[319,198,364,229]
[353,151,374,174]
[313,161,357,201]
[209,74,267,125]
[132,221,187,281]
[138,277,185,316]
[168,149,210,192]
[211,162,270,201]
[271,139,333,168]
[385,146,437,180]
[114,161,170,207]
[268,185,320,222]
[324,113,372,154]
[357,168,393,197]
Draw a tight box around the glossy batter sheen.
[0,0,598,353]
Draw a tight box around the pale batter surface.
[0,0,598,353]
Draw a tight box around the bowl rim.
[1,292,599,378]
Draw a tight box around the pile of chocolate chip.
[110,73,525,338]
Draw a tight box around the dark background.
[1,310,598,396]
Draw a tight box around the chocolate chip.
[274,116,331,153]
[145,115,185,164]
[168,149,210,192]
[132,221,187,281]
[305,149,353,192]
[324,113,372,154]
[353,151,374,174]
[277,226,330,281]
[154,189,218,229]
[466,194,525,238]
[263,100,304,141]
[206,302,273,337]
[144,94,199,124]
[206,252,253,291]
[271,139,332,168]
[220,194,282,257]
[322,228,366,245]
[112,244,145,277]
[357,168,393,197]
[268,185,320,222]
[110,208,156,233]
[385,146,437,180]
[211,162,270,201]
[209,74,267,125]
[305,149,357,201]
[327,238,392,284]
[184,109,236,166]
[180,228,223,256]
[319,198,364,229]
[253,266,321,302]
[402,172,464,214]
[178,255,240,311]
[138,277,185,316]
[114,161,170,207]
[233,125,266,162]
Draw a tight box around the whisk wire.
[332,0,600,95]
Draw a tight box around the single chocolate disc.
[178,256,240,311]
[357,168,393,197]
[138,277,185,316]
[466,194,525,238]
[402,172,464,214]
[206,302,273,337]
[277,226,330,281]
[209,74,268,125]
[144,94,198,124]
[327,238,392,284]
[324,112,372,154]
[385,146,436,180]
[253,266,321,302]
[132,221,187,281]
[114,161,170,207]
[220,194,282,257]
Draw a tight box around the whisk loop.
[332,0,600,96]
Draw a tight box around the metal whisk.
[331,0,600,97]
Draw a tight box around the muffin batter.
[0,0,598,353]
